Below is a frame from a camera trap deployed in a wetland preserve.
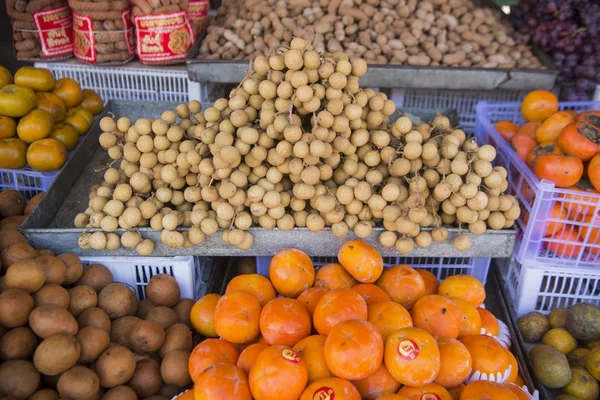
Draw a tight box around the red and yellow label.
[122,9,135,55]
[72,12,95,62]
[281,348,301,363]
[33,6,73,57]
[133,11,194,63]
[421,394,442,400]
[188,0,209,19]
[398,339,420,360]
[313,387,335,400]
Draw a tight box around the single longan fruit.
[354,221,372,239]
[379,231,397,248]
[454,234,472,251]
[395,237,415,254]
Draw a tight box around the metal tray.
[22,100,516,257]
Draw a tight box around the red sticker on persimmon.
[33,6,73,57]
[281,348,301,363]
[133,11,194,64]
[398,339,420,360]
[72,12,95,62]
[313,387,335,400]
[421,394,442,400]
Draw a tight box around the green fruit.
[562,367,599,400]
[585,346,600,381]
[549,308,568,329]
[566,303,600,341]
[567,348,590,368]
[518,312,551,343]
[533,346,572,389]
[555,395,580,400]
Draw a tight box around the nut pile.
[198,0,543,68]
[78,39,519,255]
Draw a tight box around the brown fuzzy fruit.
[0,288,34,328]
[24,192,45,215]
[129,320,165,354]
[172,298,194,328]
[28,304,78,338]
[33,334,81,375]
[29,388,59,400]
[57,253,83,284]
[0,230,27,251]
[77,307,111,333]
[0,326,38,361]
[57,366,100,400]
[95,344,137,388]
[110,316,141,347]
[160,350,192,387]
[98,283,134,319]
[68,285,98,317]
[34,284,70,308]
[146,274,180,307]
[1,242,38,270]
[0,190,25,217]
[136,298,156,319]
[102,385,138,400]
[127,359,163,398]
[77,264,114,293]
[5,259,45,293]
[36,256,66,285]
[145,306,178,330]
[0,360,40,399]
[159,323,193,358]
[76,326,110,363]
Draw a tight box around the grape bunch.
[512,0,600,101]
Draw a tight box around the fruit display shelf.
[21,100,517,258]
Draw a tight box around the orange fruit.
[237,343,269,375]
[351,363,401,399]
[214,291,261,344]
[521,90,559,122]
[315,263,358,289]
[338,240,384,283]
[460,381,519,400]
[477,308,499,336]
[226,274,276,306]
[377,265,425,309]
[438,275,485,307]
[505,350,519,383]
[174,390,194,400]
[461,335,513,384]
[190,293,221,337]
[296,287,328,316]
[435,336,472,389]
[249,345,308,400]
[300,377,362,400]
[189,339,239,382]
[447,384,465,400]
[494,120,518,142]
[194,362,252,400]
[352,283,391,305]
[269,249,315,297]
[516,121,540,138]
[535,110,574,143]
[313,288,368,335]
[451,297,482,339]
[384,327,440,387]
[377,396,411,400]
[397,382,453,400]
[416,269,439,296]
[293,335,332,384]
[367,301,413,341]
[501,383,532,400]
[260,297,311,347]
[411,295,462,339]
[324,319,384,380]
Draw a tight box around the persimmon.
[435,336,472,389]
[546,226,583,257]
[338,240,384,283]
[505,350,519,383]
[259,297,311,347]
[438,275,486,308]
[588,152,600,192]
[411,295,462,339]
[188,339,239,382]
[461,335,513,384]
[526,141,562,167]
[477,308,499,337]
[367,301,413,341]
[352,283,391,305]
[384,327,440,387]
[577,213,600,255]
[562,185,599,217]
[541,203,568,238]
[52,77,83,108]
[14,66,55,92]
[26,138,67,172]
[377,265,425,309]
[516,121,540,138]
[451,297,482,339]
[313,288,368,335]
[460,381,519,400]
[314,263,358,289]
[447,384,465,400]
[376,395,411,400]
[293,335,332,383]
[17,109,53,143]
[494,120,518,142]
[64,108,93,135]
[351,363,401,399]
[296,287,328,316]
[194,362,252,400]
[175,390,194,400]
[299,377,361,400]
[190,293,221,337]
[577,110,600,123]
[0,116,16,139]
[225,274,276,306]
[269,249,315,297]
[532,153,584,188]
[535,111,574,143]
[558,122,600,161]
[49,123,79,151]
[510,134,537,163]
[0,138,27,169]
[397,382,453,400]
[36,92,66,123]
[416,269,439,296]
[521,90,558,122]
[501,383,533,400]
[324,319,384,380]
[214,291,261,344]
[237,343,269,375]
[249,346,308,400]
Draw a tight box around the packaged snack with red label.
[7,0,74,61]
[187,0,209,37]
[133,11,194,64]
[70,1,135,64]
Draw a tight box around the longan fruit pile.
[76,38,519,255]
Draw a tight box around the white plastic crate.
[79,256,214,300]
[391,88,530,133]
[34,61,227,104]
[500,235,600,316]
[257,256,491,284]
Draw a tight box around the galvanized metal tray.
[22,100,516,257]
